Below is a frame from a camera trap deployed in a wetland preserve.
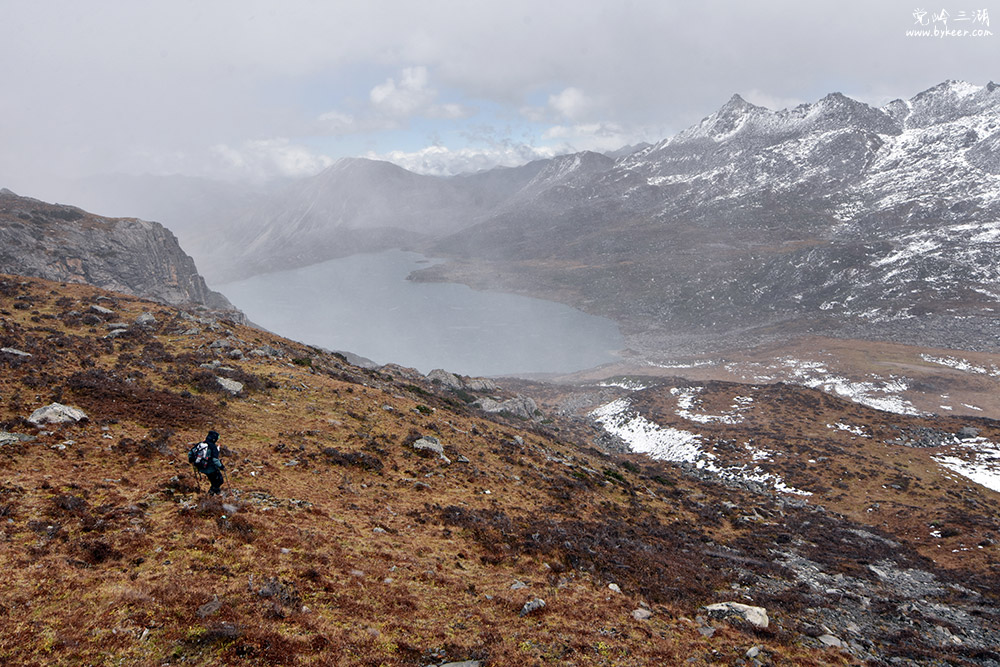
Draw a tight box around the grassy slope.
[2,274,995,666]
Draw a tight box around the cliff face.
[0,189,234,311]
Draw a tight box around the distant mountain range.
[49,80,1000,355]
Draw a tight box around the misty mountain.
[54,80,1000,355]
[0,189,235,312]
[424,80,1000,353]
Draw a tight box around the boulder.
[134,312,157,328]
[216,377,244,395]
[476,395,539,420]
[704,602,769,629]
[28,403,88,426]
[1,347,31,357]
[427,368,463,390]
[410,436,451,464]
[519,597,546,617]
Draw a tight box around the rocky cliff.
[0,189,235,312]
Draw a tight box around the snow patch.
[933,438,1000,493]
[591,398,811,495]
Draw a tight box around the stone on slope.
[28,403,88,426]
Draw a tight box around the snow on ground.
[827,422,870,437]
[597,379,649,391]
[921,354,1000,377]
[670,386,754,424]
[933,438,1000,494]
[591,397,811,495]
[731,357,924,416]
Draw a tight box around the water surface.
[221,251,623,377]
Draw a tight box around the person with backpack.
[188,430,225,494]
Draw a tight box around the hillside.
[2,275,1000,666]
[0,190,235,313]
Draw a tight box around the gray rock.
[427,368,464,390]
[411,436,451,464]
[0,431,35,446]
[476,395,539,420]
[439,661,483,667]
[89,304,114,316]
[818,634,843,648]
[28,403,88,426]
[134,312,157,327]
[216,377,244,395]
[704,602,769,629]
[519,597,546,617]
[957,426,981,439]
[632,608,653,621]
[464,377,498,392]
[250,345,283,358]
[511,580,528,590]
[1,347,31,357]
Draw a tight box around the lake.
[219,250,624,377]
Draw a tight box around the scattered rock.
[0,347,31,357]
[410,435,451,464]
[216,377,244,395]
[957,426,980,439]
[0,431,35,446]
[427,368,464,390]
[608,583,622,593]
[89,304,114,316]
[704,602,769,629]
[133,312,157,328]
[511,580,528,590]
[439,661,483,667]
[28,403,88,426]
[632,608,653,621]
[818,634,843,648]
[476,395,539,421]
[519,597,546,617]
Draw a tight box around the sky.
[1,0,997,195]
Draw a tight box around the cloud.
[210,138,334,181]
[370,143,557,176]
[370,66,436,117]
[548,87,594,121]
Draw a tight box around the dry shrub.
[66,368,216,428]
[71,538,123,565]
[322,447,383,472]
[439,505,727,603]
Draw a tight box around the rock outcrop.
[0,189,234,311]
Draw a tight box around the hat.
[206,430,219,444]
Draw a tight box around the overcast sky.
[1,0,996,195]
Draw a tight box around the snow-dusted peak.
[673,93,770,143]
[522,150,614,189]
[902,80,1000,128]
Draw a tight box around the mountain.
[45,80,1000,358]
[423,80,1000,355]
[0,189,236,312]
[198,157,549,281]
[2,275,999,665]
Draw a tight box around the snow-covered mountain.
[429,80,1000,353]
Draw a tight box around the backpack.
[187,441,211,472]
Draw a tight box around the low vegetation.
[1,275,999,665]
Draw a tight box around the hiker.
[189,430,225,494]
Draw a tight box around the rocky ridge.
[0,189,236,313]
